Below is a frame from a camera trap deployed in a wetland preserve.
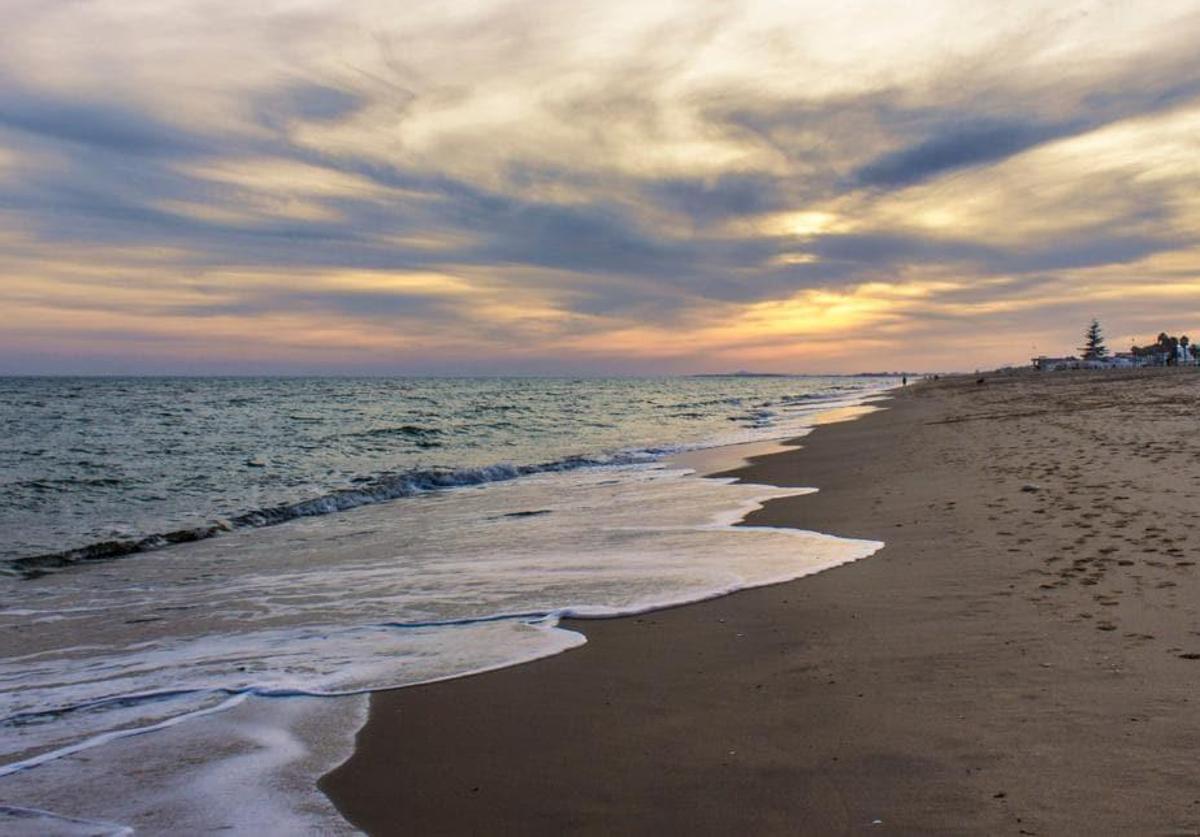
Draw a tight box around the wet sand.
[322,369,1200,834]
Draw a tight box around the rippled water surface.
[1,374,894,834]
[0,375,891,565]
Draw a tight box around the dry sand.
[322,369,1200,835]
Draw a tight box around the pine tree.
[1079,319,1108,359]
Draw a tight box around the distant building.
[1036,332,1200,370]
[1032,356,1080,371]
[1034,353,1158,370]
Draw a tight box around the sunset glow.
[3,0,1200,373]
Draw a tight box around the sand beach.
[9,2,1200,832]
[322,369,1200,834]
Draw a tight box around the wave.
[1,514,882,784]
[2,449,669,579]
[3,382,895,579]
[658,396,744,410]
[357,424,442,438]
[13,477,128,493]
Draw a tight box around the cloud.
[852,118,1075,188]
[2,0,1200,372]
[0,86,212,157]
[640,173,788,226]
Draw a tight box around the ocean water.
[1,376,887,570]
[0,375,893,834]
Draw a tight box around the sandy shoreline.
[322,370,1200,834]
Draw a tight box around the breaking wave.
[3,449,671,579]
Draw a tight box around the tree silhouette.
[1080,319,1108,360]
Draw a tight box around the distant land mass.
[692,371,911,378]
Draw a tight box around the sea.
[0,375,894,834]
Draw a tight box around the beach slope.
[323,370,1200,834]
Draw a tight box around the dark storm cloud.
[851,118,1077,188]
[805,229,1181,276]
[996,234,1174,273]
[640,173,789,225]
[0,83,213,157]
[712,56,1200,195]
[458,200,693,275]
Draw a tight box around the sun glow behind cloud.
[1,0,1199,373]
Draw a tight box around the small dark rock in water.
[245,459,267,468]
[503,509,552,518]
[976,377,985,384]
[1021,483,1041,492]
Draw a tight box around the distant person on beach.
[902,375,907,386]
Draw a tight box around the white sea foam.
[0,805,132,837]
[1,694,363,834]
[2,375,894,569]
[0,391,891,834]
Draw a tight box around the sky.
[2,0,1200,375]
